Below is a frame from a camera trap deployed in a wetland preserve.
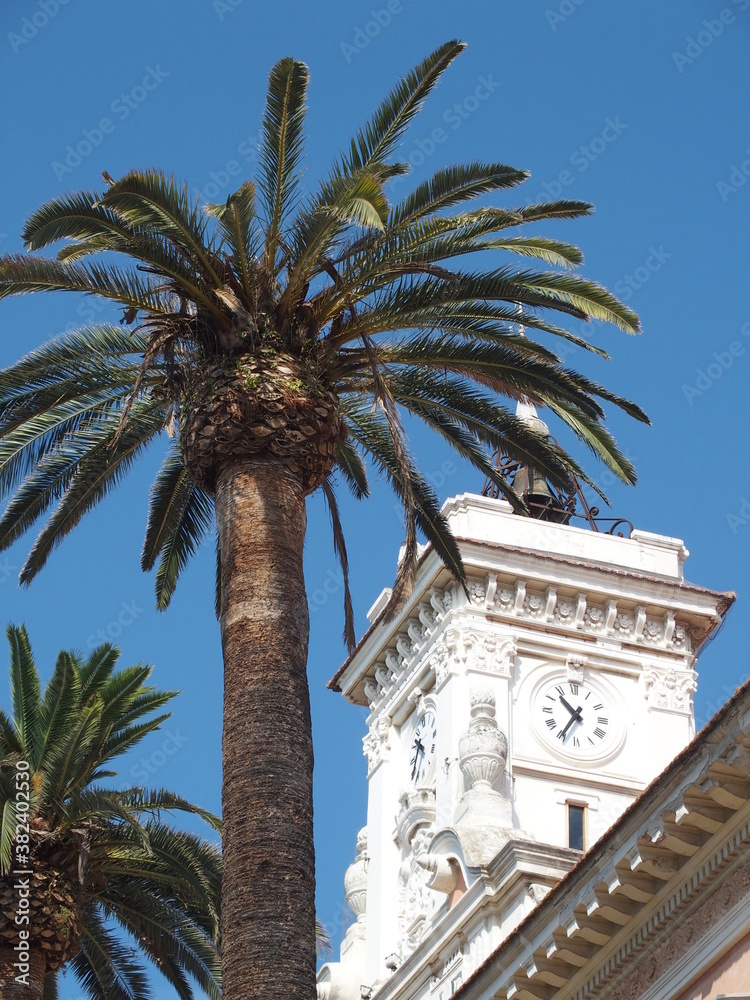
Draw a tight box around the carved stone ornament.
[643,665,697,712]
[343,828,368,920]
[459,689,508,792]
[397,827,438,956]
[461,629,516,677]
[523,591,544,618]
[362,586,455,709]
[395,788,437,848]
[362,718,391,774]
[478,573,693,654]
[429,639,451,687]
[566,655,587,683]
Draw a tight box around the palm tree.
[0,41,648,1000]
[0,624,222,1000]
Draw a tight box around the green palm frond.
[204,181,260,295]
[321,478,355,650]
[12,401,167,583]
[73,912,154,1000]
[258,57,310,267]
[0,796,18,871]
[98,170,222,288]
[42,972,58,1000]
[335,40,465,177]
[37,650,82,768]
[0,253,169,315]
[7,624,40,756]
[141,445,215,609]
[390,162,529,227]
[334,437,370,500]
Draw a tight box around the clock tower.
[318,423,732,1000]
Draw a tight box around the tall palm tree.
[0,624,222,1000]
[0,42,648,1000]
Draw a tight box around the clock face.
[409,708,437,785]
[537,679,612,754]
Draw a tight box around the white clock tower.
[318,418,731,1000]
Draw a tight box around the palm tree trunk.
[215,456,316,1000]
[0,947,45,1000]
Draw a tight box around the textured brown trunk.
[215,456,315,1000]
[0,947,45,1000]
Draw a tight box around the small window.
[568,803,586,851]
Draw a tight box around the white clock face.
[409,708,437,785]
[537,679,611,754]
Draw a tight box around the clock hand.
[558,705,584,741]
[411,740,425,780]
[559,694,583,722]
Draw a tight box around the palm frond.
[257,57,310,267]
[7,623,40,756]
[390,162,529,227]
[321,479,355,651]
[141,446,215,609]
[336,40,465,177]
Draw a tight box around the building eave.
[451,677,750,1000]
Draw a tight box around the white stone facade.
[320,493,732,1000]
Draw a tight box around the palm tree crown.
[0,625,222,1000]
[0,41,649,1000]
[0,41,646,645]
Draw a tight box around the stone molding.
[360,573,693,719]
[483,573,691,654]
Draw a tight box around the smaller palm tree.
[0,624,222,1000]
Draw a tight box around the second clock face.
[537,680,611,754]
[409,708,437,785]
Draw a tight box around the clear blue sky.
[1,1,749,994]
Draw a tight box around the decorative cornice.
[482,572,694,656]
[358,571,696,718]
